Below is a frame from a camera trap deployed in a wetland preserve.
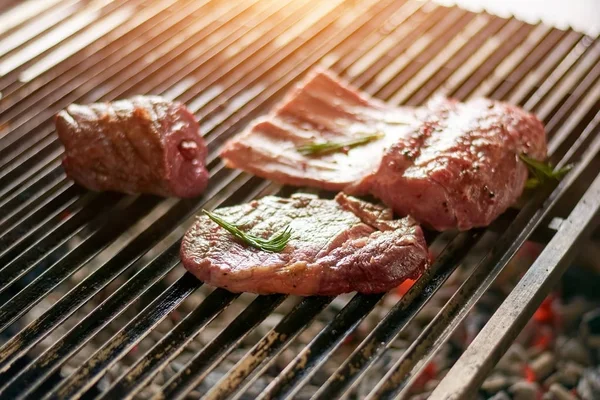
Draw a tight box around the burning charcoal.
[558,361,585,387]
[548,383,578,400]
[488,391,511,400]
[409,392,432,400]
[516,318,537,347]
[432,286,456,305]
[170,361,185,372]
[294,384,320,400]
[577,367,600,400]
[556,297,593,330]
[586,336,600,350]
[414,306,442,324]
[496,343,527,375]
[392,339,410,349]
[465,311,491,344]
[529,352,556,379]
[424,379,440,392]
[481,374,509,393]
[437,368,450,381]
[185,391,202,399]
[544,372,561,387]
[580,309,600,343]
[509,380,540,400]
[557,338,591,366]
[186,339,203,353]
[526,344,545,359]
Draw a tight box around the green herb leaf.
[203,210,292,252]
[519,154,573,189]
[296,132,384,156]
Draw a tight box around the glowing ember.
[396,279,416,296]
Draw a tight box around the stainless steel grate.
[0,0,599,399]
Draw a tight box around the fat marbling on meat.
[220,70,547,231]
[180,193,429,296]
[55,96,209,198]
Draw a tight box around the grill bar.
[148,5,483,398]
[259,294,384,400]
[0,242,182,399]
[0,196,160,329]
[0,192,118,282]
[0,174,269,393]
[46,273,202,400]
[0,0,390,368]
[311,22,600,400]
[0,1,597,399]
[155,6,596,400]
[366,92,600,400]
[102,293,285,399]
[227,19,576,400]
[432,161,600,399]
[199,297,334,400]
[0,0,253,166]
[0,0,258,190]
[0,0,304,274]
[0,0,398,390]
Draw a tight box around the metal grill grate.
[0,0,599,399]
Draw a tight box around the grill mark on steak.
[121,102,170,193]
[180,193,429,295]
[68,102,166,195]
[101,104,162,192]
[220,69,547,231]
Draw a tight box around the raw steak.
[180,193,429,296]
[55,96,209,198]
[220,70,547,230]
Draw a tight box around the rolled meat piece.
[55,96,209,198]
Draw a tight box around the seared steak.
[55,96,209,198]
[180,193,429,295]
[220,70,547,230]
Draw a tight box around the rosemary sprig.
[202,210,292,252]
[296,132,384,156]
[519,154,573,189]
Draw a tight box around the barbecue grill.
[1,0,599,399]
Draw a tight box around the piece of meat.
[220,69,547,231]
[220,70,395,191]
[55,96,209,198]
[180,193,429,296]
